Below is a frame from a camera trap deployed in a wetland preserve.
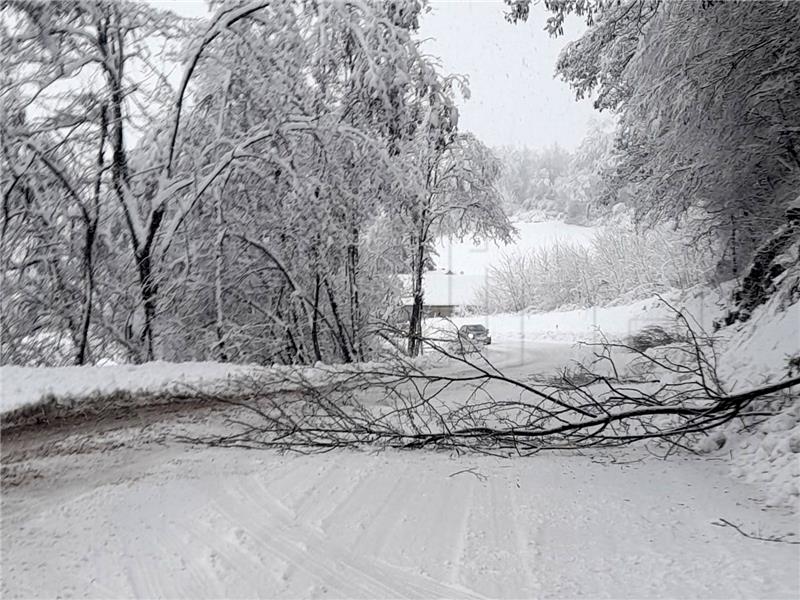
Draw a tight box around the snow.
[400,272,487,306]
[0,361,257,415]
[435,220,596,276]
[0,356,459,416]
[718,292,800,389]
[446,286,729,345]
[3,444,798,599]
[702,275,800,509]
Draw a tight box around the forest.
[2,0,798,367]
[1,0,512,366]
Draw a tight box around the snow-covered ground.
[705,279,800,509]
[3,443,798,599]
[0,361,257,415]
[445,285,728,345]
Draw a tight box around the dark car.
[458,324,491,346]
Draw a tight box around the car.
[457,324,491,346]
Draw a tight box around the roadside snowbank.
[0,355,452,416]
[0,361,258,415]
[708,274,800,508]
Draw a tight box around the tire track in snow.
[444,474,476,586]
[205,482,374,597]
[286,456,376,534]
[180,503,293,597]
[206,473,481,599]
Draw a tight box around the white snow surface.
[0,361,257,414]
[399,272,487,306]
[707,275,800,509]
[445,285,728,345]
[3,445,798,599]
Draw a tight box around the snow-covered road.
[3,443,798,598]
[2,336,798,598]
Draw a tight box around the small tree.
[402,132,514,356]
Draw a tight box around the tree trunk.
[75,220,97,365]
[75,103,106,365]
[407,236,426,357]
[213,187,228,361]
[212,74,232,361]
[136,251,158,362]
[101,14,157,362]
[324,279,353,363]
[311,273,322,362]
[346,224,362,361]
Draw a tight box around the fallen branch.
[448,467,488,482]
[183,302,799,455]
[711,518,800,545]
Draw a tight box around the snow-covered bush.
[624,325,684,353]
[478,222,717,313]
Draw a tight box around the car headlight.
[468,333,474,339]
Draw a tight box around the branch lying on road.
[183,303,800,455]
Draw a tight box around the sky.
[416,1,596,150]
[150,0,597,150]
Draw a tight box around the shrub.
[624,326,682,353]
[478,222,717,312]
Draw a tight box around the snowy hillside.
[706,272,800,509]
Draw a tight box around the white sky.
[417,1,595,150]
[150,0,596,150]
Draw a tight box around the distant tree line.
[496,117,616,225]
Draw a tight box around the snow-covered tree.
[2,0,512,366]
[509,0,800,277]
[1,0,193,362]
[401,131,514,356]
[162,0,451,364]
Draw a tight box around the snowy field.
[434,220,596,276]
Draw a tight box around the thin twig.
[711,518,800,545]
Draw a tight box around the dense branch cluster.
[186,306,800,454]
[509,0,800,284]
[0,0,510,367]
